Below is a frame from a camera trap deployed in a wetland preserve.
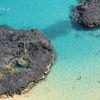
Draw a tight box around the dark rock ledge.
[75,0,100,28]
[0,26,55,97]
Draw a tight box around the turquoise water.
[0,0,100,100]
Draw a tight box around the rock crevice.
[0,26,55,97]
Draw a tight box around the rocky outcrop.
[0,26,55,97]
[75,0,100,28]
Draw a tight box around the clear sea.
[0,0,100,100]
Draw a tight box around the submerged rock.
[75,0,100,28]
[0,26,55,97]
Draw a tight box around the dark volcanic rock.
[75,0,100,28]
[0,26,55,97]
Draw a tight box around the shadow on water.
[69,12,100,38]
[42,20,71,39]
[77,0,84,3]
[0,24,13,29]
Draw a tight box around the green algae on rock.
[0,26,55,97]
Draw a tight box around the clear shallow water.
[0,0,100,100]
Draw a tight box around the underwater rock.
[0,26,55,97]
[75,0,100,28]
